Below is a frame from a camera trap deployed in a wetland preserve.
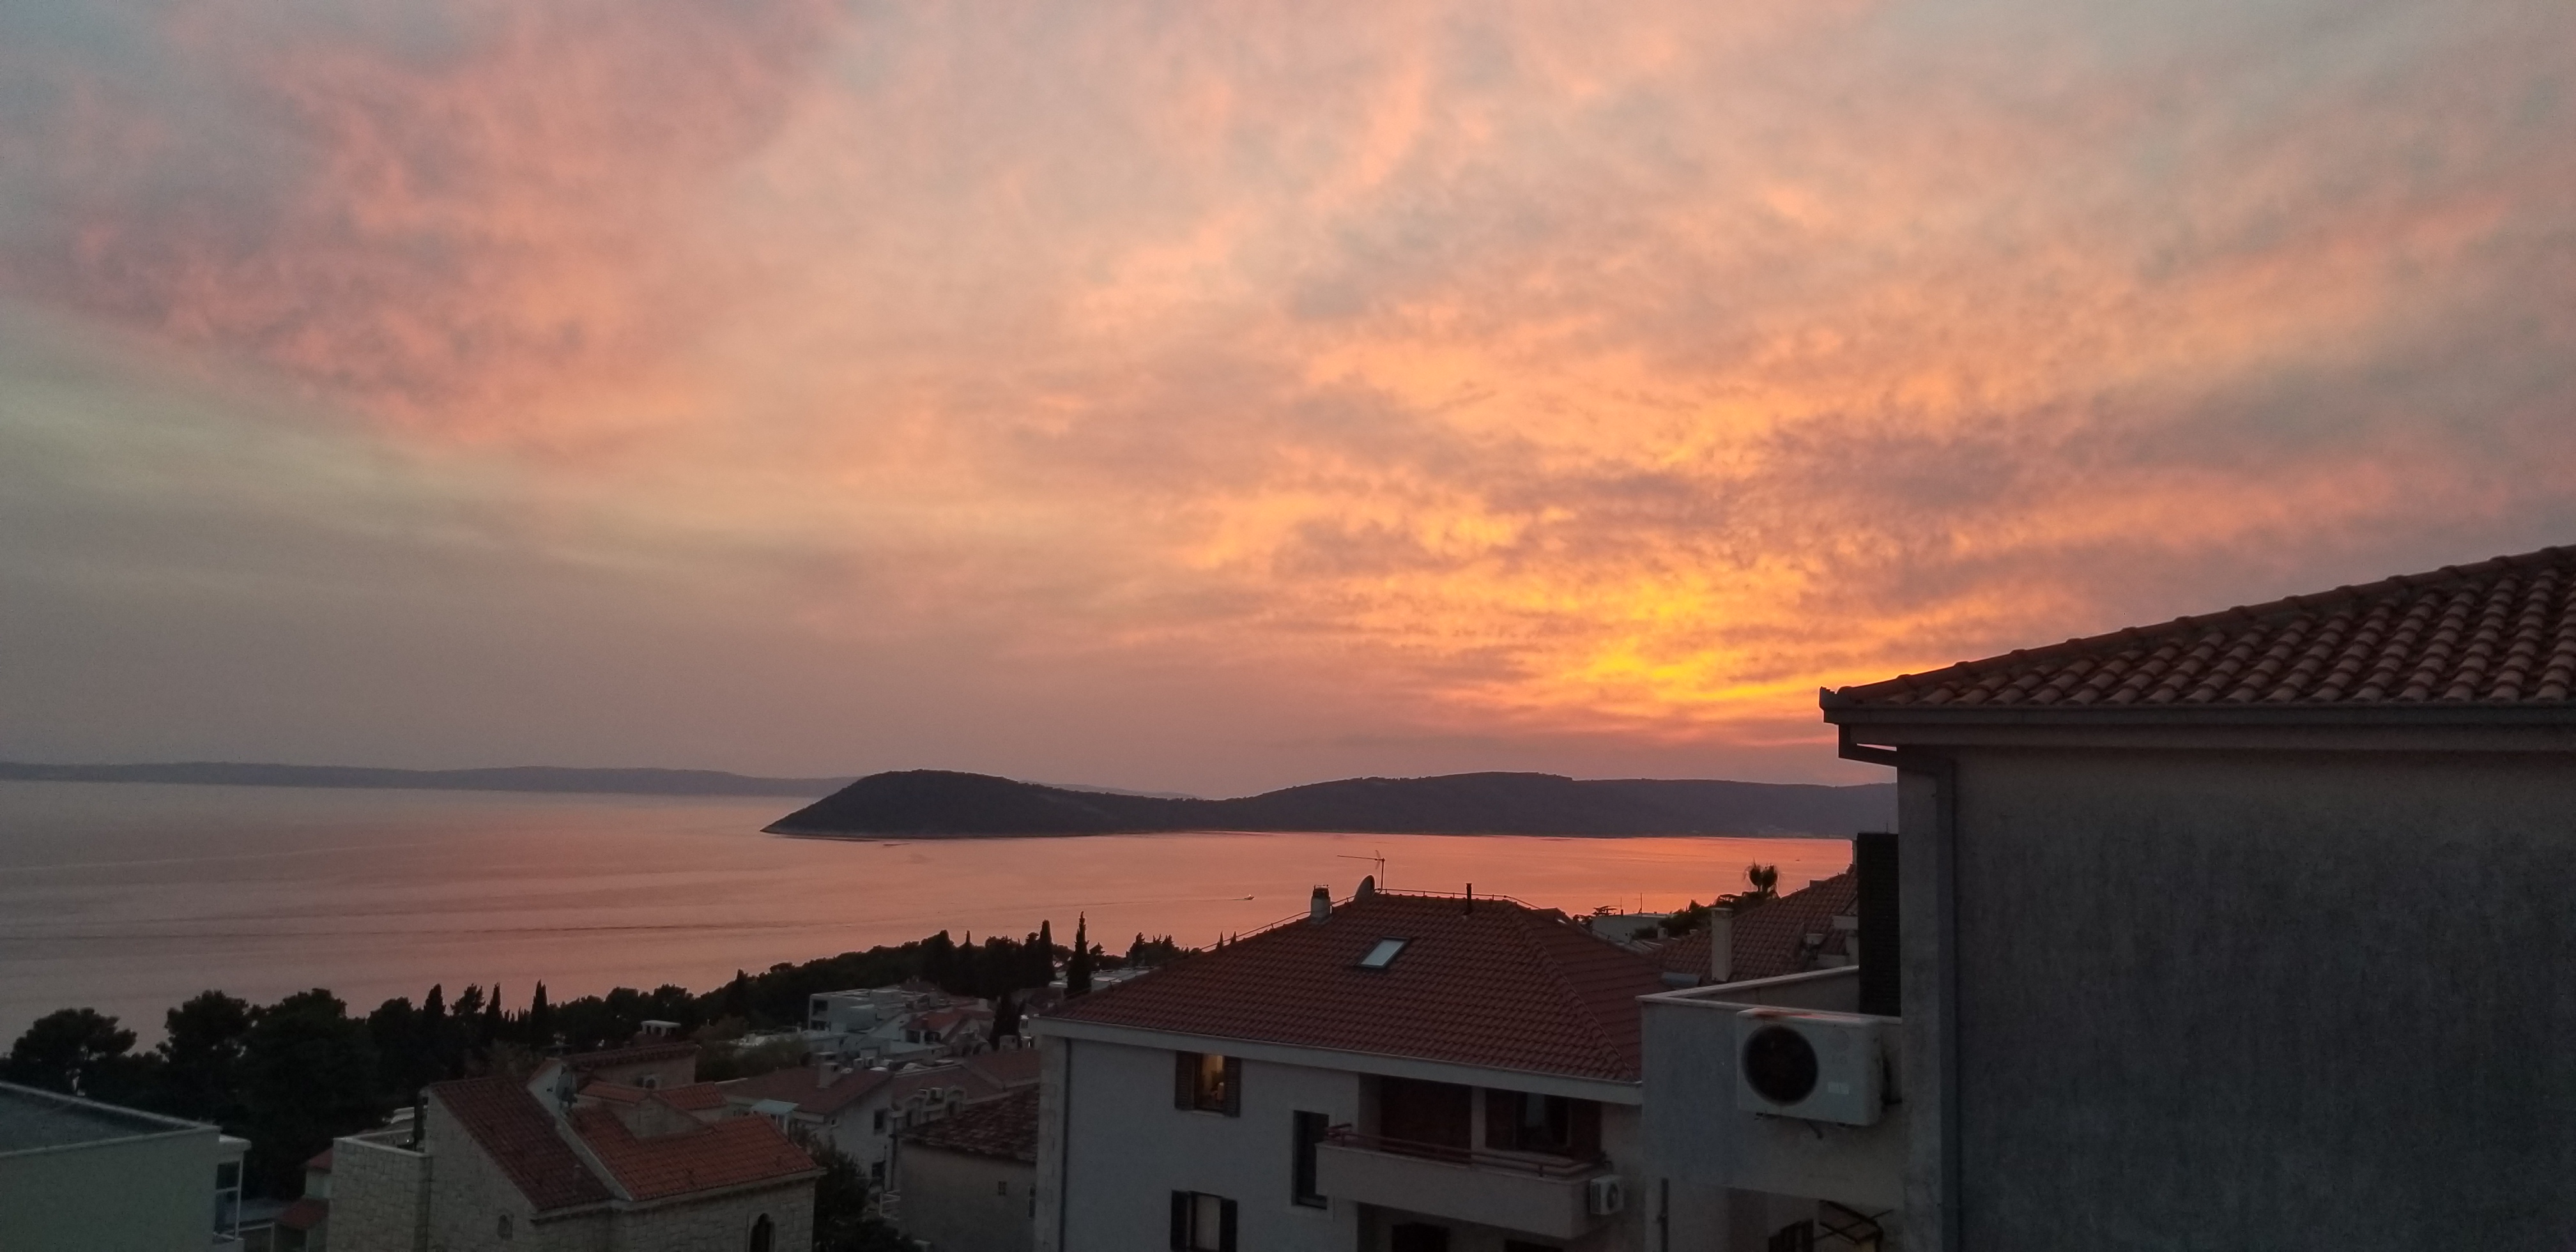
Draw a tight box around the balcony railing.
[1321,1128,1602,1179]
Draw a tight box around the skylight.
[1357,938,1409,970]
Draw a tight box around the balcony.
[1312,1129,1609,1241]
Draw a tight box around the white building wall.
[1054,1038,1361,1252]
[900,1145,1034,1252]
[0,1124,218,1252]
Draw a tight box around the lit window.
[1175,1052,1240,1115]
[1358,938,1409,969]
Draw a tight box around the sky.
[3,0,2572,797]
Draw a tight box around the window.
[1390,1223,1450,1252]
[747,1213,775,1252]
[1168,1191,1237,1252]
[1173,1051,1242,1115]
[212,1161,241,1235]
[1483,1090,1600,1158]
[997,1179,1010,1196]
[496,1214,513,1241]
[1291,1111,1329,1207]
[635,1074,659,1090]
[1356,938,1409,969]
[873,1110,887,1133]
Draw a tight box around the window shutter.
[1169,1191,1190,1251]
[1218,1198,1239,1252]
[1483,1089,1517,1150]
[1222,1057,1244,1116]
[1175,1053,1197,1110]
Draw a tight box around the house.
[808,987,995,1065]
[1783,542,2576,1249]
[1653,872,1860,986]
[329,1044,820,1251]
[272,1147,334,1249]
[526,1039,703,1108]
[896,1085,1041,1252]
[724,1048,1043,1187]
[0,1080,251,1251]
[1029,883,1667,1252]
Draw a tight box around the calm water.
[0,781,1853,1041]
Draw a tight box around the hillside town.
[6,544,2573,1249]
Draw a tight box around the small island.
[765,769,1893,838]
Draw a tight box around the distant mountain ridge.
[0,761,857,798]
[767,770,1894,838]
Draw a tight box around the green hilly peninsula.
[766,770,1894,838]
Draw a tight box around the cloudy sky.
[3,0,2571,795]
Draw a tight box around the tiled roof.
[906,1088,1038,1164]
[582,1082,652,1106]
[564,1041,699,1071]
[566,1107,815,1202]
[276,1198,328,1232]
[723,1064,896,1117]
[1825,545,2576,712]
[656,1082,731,1113]
[431,1078,611,1213]
[1045,892,1667,1083]
[305,1148,332,1172]
[965,1047,1043,1089]
[1660,872,1858,983]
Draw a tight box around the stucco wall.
[0,1126,215,1252]
[901,1143,1034,1252]
[1056,1039,1361,1252]
[1943,746,2576,1250]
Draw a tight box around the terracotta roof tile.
[277,1198,328,1232]
[724,1064,896,1116]
[431,1078,611,1214]
[564,1041,699,1071]
[305,1148,332,1172]
[1045,892,1666,1082]
[566,1107,816,1202]
[657,1082,730,1113]
[905,1088,1039,1164]
[1825,544,2576,713]
[1659,872,1858,983]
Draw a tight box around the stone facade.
[330,1134,433,1252]
[607,1182,812,1252]
[417,1097,604,1252]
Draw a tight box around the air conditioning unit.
[1734,1008,1885,1126]
[1585,1175,1625,1216]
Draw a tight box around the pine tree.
[1066,915,1094,996]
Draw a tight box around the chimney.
[1463,883,1474,915]
[1709,906,1734,984]
[816,1054,836,1090]
[1309,885,1331,924]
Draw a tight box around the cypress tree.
[1066,915,1094,996]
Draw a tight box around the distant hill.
[0,761,856,798]
[767,770,1895,838]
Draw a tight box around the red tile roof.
[1659,872,1858,983]
[277,1198,328,1232]
[566,1106,816,1202]
[564,1041,700,1071]
[431,1078,612,1213]
[656,1082,731,1113]
[582,1081,652,1106]
[1045,892,1667,1082]
[906,1088,1039,1164]
[1825,544,2576,712]
[304,1148,332,1172]
[723,1064,897,1117]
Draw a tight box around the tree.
[1034,920,1057,986]
[992,991,1022,1041]
[808,1139,912,1252]
[3,1008,155,1101]
[157,991,254,1124]
[240,990,386,1195]
[526,982,555,1051]
[1066,914,1094,996]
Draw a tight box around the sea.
[0,781,1856,1042]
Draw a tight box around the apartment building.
[0,1080,250,1251]
[1806,543,2576,1249]
[1030,885,1665,1252]
[723,1047,1041,1186]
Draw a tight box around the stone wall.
[607,1180,813,1252]
[900,1143,1034,1252]
[418,1096,607,1252]
[329,1134,431,1252]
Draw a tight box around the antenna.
[1336,850,1388,887]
